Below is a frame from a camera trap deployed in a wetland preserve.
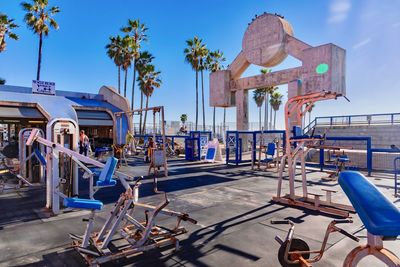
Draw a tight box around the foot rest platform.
[339,171,400,237]
[64,197,103,211]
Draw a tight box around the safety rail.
[304,112,400,134]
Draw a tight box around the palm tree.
[270,91,283,130]
[135,51,154,133]
[106,36,124,94]
[180,114,188,126]
[21,0,60,80]
[269,86,278,129]
[258,69,277,130]
[253,89,265,131]
[0,13,19,53]
[184,36,202,131]
[121,36,132,97]
[121,19,148,110]
[138,64,162,134]
[206,49,226,136]
[198,44,208,131]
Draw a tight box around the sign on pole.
[32,80,56,95]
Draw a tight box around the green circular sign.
[316,63,329,74]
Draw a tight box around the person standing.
[79,130,89,156]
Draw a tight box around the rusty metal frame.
[273,219,359,266]
[273,92,355,218]
[343,233,400,267]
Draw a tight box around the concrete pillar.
[236,90,249,152]
[236,90,249,131]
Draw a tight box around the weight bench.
[339,171,400,266]
[63,157,118,248]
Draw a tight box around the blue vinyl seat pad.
[64,197,103,210]
[339,171,400,237]
[96,157,118,187]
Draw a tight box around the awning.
[0,106,45,119]
[76,110,113,126]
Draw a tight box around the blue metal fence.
[226,130,286,165]
[304,112,400,134]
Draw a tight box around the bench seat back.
[339,171,400,237]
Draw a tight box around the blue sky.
[1,0,400,129]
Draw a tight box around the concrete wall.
[314,124,400,149]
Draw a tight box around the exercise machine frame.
[273,92,354,218]
[26,128,197,266]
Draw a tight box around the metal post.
[367,137,372,176]
[161,107,168,176]
[235,131,239,166]
[320,147,325,171]
[226,131,230,165]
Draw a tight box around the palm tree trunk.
[201,69,205,131]
[264,94,269,130]
[142,95,149,134]
[212,107,216,137]
[139,91,143,134]
[131,61,136,110]
[274,110,277,130]
[36,33,43,80]
[195,70,199,131]
[124,69,128,97]
[270,102,273,130]
[259,107,261,131]
[117,66,121,94]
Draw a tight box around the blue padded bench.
[34,148,47,165]
[339,171,400,237]
[262,143,276,163]
[64,197,103,211]
[96,157,118,187]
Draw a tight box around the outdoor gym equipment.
[115,106,168,176]
[272,219,359,267]
[275,126,354,216]
[185,131,212,161]
[211,13,351,216]
[18,128,46,186]
[225,130,285,167]
[273,171,400,266]
[340,171,400,266]
[26,128,197,266]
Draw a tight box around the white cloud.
[353,38,372,49]
[327,0,351,24]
